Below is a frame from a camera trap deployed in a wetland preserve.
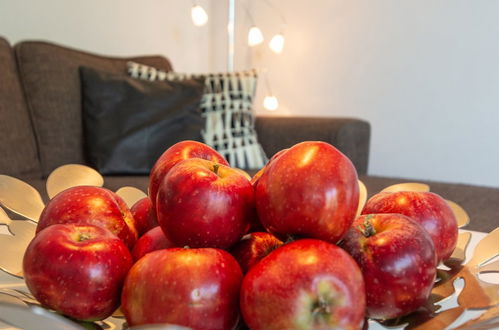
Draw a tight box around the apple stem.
[311,296,331,324]
[213,164,220,175]
[285,235,296,244]
[359,215,376,237]
[78,233,91,242]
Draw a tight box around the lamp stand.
[227,0,235,72]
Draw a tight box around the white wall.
[0,0,213,72]
[244,1,499,188]
[209,1,257,72]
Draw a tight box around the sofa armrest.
[255,116,371,175]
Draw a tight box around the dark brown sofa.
[1,37,497,233]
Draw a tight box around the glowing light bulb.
[269,34,285,53]
[191,5,208,26]
[263,95,279,111]
[248,26,264,46]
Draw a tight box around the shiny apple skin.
[121,248,243,330]
[37,186,138,249]
[250,148,288,186]
[131,226,176,261]
[131,197,158,237]
[230,232,283,273]
[341,213,437,320]
[156,158,253,249]
[250,167,265,186]
[149,140,228,210]
[23,223,133,321]
[240,239,365,330]
[247,148,289,232]
[361,191,458,262]
[255,141,359,244]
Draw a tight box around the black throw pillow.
[80,66,205,175]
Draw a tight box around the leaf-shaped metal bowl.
[0,175,45,222]
[0,165,496,329]
[46,164,104,199]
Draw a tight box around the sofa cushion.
[80,66,205,175]
[14,40,173,177]
[0,37,41,179]
[128,61,268,170]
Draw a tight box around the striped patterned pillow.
[127,61,268,170]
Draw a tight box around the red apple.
[37,186,138,249]
[131,226,176,261]
[131,197,158,236]
[247,148,288,232]
[156,158,254,249]
[255,141,359,244]
[340,213,437,319]
[246,212,266,233]
[240,239,365,329]
[250,148,288,186]
[121,247,243,329]
[149,140,228,210]
[23,223,133,321]
[230,232,283,273]
[245,192,265,234]
[250,167,265,186]
[361,191,458,262]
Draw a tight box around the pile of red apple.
[22,140,458,329]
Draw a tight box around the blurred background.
[1,0,498,187]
